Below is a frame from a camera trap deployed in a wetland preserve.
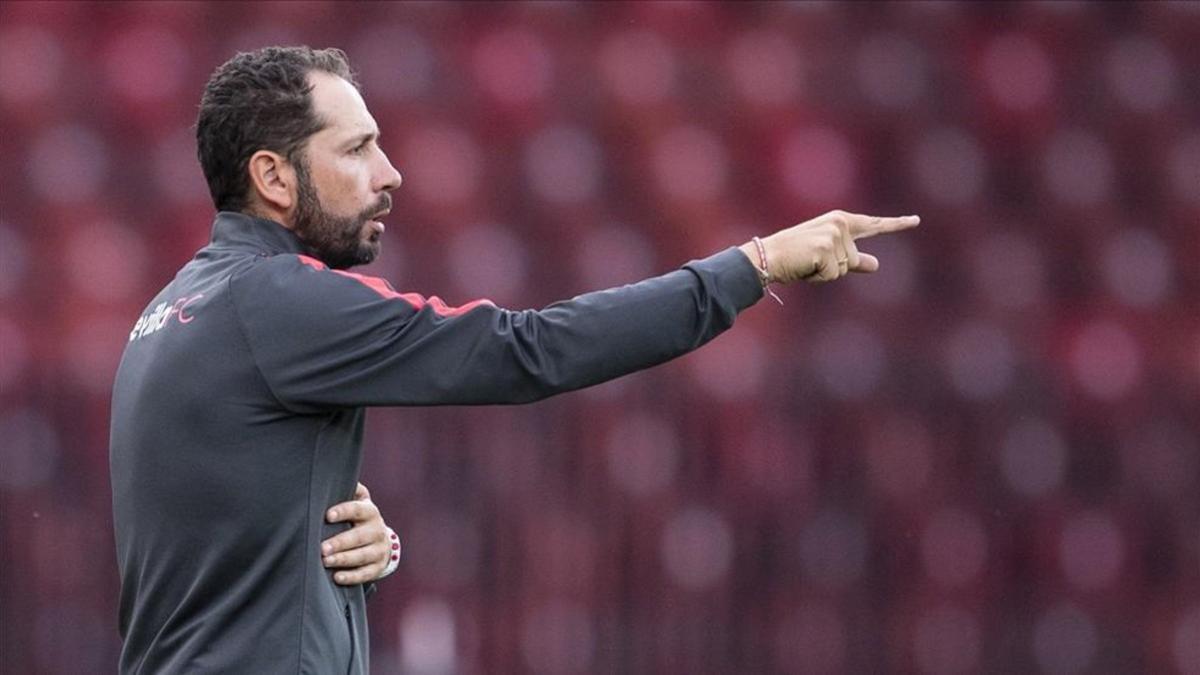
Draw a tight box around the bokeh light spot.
[355,25,435,102]
[798,510,868,590]
[1042,129,1114,209]
[103,24,189,103]
[525,125,602,205]
[911,127,986,207]
[1106,36,1177,113]
[652,125,729,202]
[1101,227,1173,308]
[971,231,1046,310]
[1059,511,1125,591]
[65,221,147,304]
[1069,320,1142,400]
[399,598,458,674]
[447,222,528,306]
[605,412,680,497]
[598,30,675,106]
[780,127,858,205]
[29,125,110,205]
[727,30,802,106]
[0,25,65,105]
[999,417,1068,499]
[944,320,1016,401]
[0,408,60,490]
[474,28,553,106]
[575,224,655,290]
[812,320,887,401]
[403,126,481,206]
[856,33,927,109]
[981,33,1054,112]
[661,507,734,590]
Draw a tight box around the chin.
[359,242,381,266]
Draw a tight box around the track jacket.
[109,211,763,673]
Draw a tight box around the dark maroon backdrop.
[0,1,1197,673]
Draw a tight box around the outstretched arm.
[235,209,918,410]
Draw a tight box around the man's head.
[196,46,401,269]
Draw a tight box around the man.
[109,46,917,673]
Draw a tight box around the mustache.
[359,193,392,222]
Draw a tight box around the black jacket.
[109,212,762,673]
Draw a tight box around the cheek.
[315,160,365,199]
[338,163,376,205]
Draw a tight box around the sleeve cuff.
[685,246,765,312]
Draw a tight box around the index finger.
[848,213,920,240]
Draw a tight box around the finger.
[326,500,379,525]
[332,561,385,586]
[355,482,370,501]
[849,252,880,273]
[833,227,851,278]
[324,542,386,569]
[830,214,859,273]
[800,254,822,281]
[808,251,840,284]
[321,524,383,555]
[847,214,920,240]
[842,230,862,271]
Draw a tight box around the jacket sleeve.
[229,247,763,411]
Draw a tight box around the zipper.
[344,604,356,675]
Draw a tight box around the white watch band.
[378,527,400,579]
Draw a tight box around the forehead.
[307,70,377,140]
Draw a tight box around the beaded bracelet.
[752,236,784,305]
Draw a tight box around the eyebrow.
[344,130,380,150]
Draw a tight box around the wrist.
[744,236,783,305]
[377,527,400,580]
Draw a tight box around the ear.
[246,150,297,214]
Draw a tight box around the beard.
[291,159,390,270]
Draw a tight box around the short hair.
[195,46,359,212]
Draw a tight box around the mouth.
[367,208,389,235]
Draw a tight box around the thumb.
[850,252,879,273]
[355,482,370,501]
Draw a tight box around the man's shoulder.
[229,252,425,318]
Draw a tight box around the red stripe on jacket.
[296,254,494,317]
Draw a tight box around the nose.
[375,151,402,193]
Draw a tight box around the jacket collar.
[208,211,307,256]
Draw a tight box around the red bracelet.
[752,236,784,305]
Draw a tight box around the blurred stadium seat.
[0,1,1196,673]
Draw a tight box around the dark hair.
[195,46,359,212]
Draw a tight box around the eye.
[349,142,368,156]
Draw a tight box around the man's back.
[110,215,369,674]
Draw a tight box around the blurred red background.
[0,1,1198,673]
